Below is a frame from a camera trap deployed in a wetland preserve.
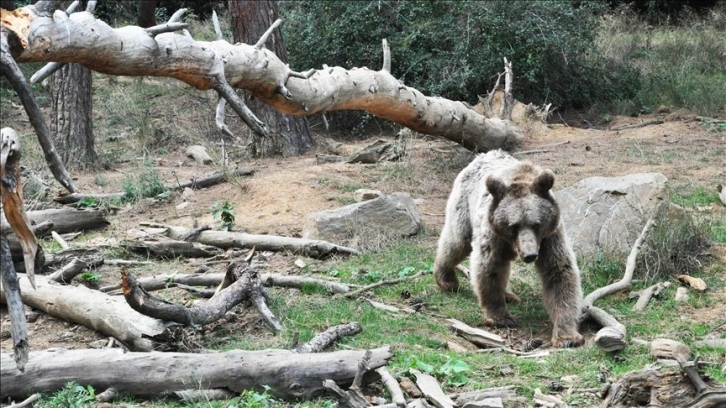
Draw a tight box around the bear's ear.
[532,170,555,196]
[486,176,507,202]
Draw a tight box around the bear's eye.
[509,222,519,231]
[531,222,541,231]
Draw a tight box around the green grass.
[672,186,721,207]
[598,6,726,116]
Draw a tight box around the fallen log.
[2,207,109,234]
[0,274,179,351]
[0,346,393,400]
[100,272,351,295]
[53,168,256,204]
[143,223,360,258]
[122,237,221,259]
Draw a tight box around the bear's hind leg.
[536,233,585,348]
[471,243,518,327]
[433,217,472,293]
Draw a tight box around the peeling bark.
[1,7,522,152]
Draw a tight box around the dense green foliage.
[279,1,639,111]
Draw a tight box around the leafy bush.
[280,1,639,111]
[122,158,168,201]
[37,382,96,408]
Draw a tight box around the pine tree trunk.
[229,0,313,157]
[50,63,97,169]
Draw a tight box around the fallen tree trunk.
[1,6,521,152]
[0,346,393,400]
[2,207,109,234]
[0,274,180,352]
[122,237,222,259]
[146,223,360,258]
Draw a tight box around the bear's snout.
[517,229,539,263]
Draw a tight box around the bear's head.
[486,169,559,264]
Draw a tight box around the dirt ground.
[1,111,725,376]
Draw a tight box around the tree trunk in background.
[228,0,313,157]
[137,0,158,28]
[50,63,97,169]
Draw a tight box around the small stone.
[294,259,306,269]
[176,201,190,210]
[675,286,689,302]
[462,398,504,408]
[354,188,382,202]
[181,187,195,199]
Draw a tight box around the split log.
[1,6,522,152]
[377,367,406,408]
[410,369,456,408]
[145,223,360,258]
[449,387,517,405]
[0,346,393,400]
[53,168,255,204]
[0,274,180,351]
[447,318,506,349]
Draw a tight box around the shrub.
[280,1,639,112]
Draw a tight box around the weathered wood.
[2,207,109,235]
[0,237,29,372]
[1,127,41,287]
[0,346,393,400]
[185,145,213,164]
[377,367,406,408]
[294,323,362,354]
[631,281,670,312]
[147,223,360,258]
[47,256,87,283]
[0,273,179,351]
[1,7,522,152]
[410,369,455,408]
[447,318,506,349]
[53,168,255,204]
[122,237,221,259]
[100,272,350,295]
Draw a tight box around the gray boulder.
[554,173,669,257]
[303,192,422,244]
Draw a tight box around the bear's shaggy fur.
[434,149,584,348]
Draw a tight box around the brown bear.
[434,149,584,348]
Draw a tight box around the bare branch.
[211,10,223,41]
[255,18,282,49]
[382,39,391,72]
[168,8,187,24]
[145,22,188,36]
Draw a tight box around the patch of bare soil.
[2,113,725,374]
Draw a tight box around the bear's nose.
[522,252,538,263]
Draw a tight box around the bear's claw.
[552,333,585,348]
[435,272,459,293]
[484,315,519,328]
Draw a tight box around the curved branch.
[0,34,76,193]
[2,8,522,152]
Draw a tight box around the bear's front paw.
[435,272,459,293]
[552,332,584,348]
[484,314,519,328]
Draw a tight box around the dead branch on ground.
[0,346,393,401]
[581,217,656,352]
